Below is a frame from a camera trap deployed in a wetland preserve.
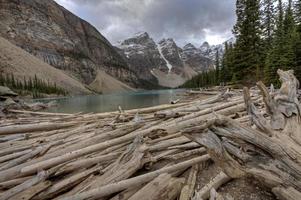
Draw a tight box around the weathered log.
[209,188,225,200]
[56,151,121,175]
[86,136,147,190]
[179,165,199,200]
[0,122,78,135]
[154,92,232,119]
[148,136,191,151]
[0,171,48,200]
[0,142,58,171]
[184,70,301,200]
[193,171,231,200]
[0,149,31,163]
[10,181,51,200]
[272,186,301,200]
[109,186,145,200]
[58,155,210,200]
[171,99,180,104]
[0,177,32,190]
[128,173,185,200]
[36,166,103,199]
[165,148,206,160]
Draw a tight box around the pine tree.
[220,42,229,84]
[294,0,301,81]
[265,0,285,85]
[215,50,220,85]
[232,0,262,85]
[262,0,276,46]
[262,0,276,84]
[295,0,301,24]
[0,73,4,86]
[11,74,16,88]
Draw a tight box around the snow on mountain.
[199,37,236,61]
[157,43,172,73]
[116,32,235,87]
[180,43,214,73]
[157,38,184,73]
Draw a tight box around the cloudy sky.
[54,0,236,47]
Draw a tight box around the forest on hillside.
[0,73,67,98]
[182,0,301,88]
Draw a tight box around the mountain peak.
[183,43,197,50]
[134,32,149,38]
[158,38,176,45]
[121,32,155,46]
[201,41,210,48]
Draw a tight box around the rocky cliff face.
[180,43,214,73]
[117,32,166,83]
[118,33,214,88]
[0,0,138,89]
[158,38,184,74]
[199,38,236,61]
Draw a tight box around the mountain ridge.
[117,32,231,88]
[0,0,139,93]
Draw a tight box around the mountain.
[199,38,236,61]
[0,36,91,95]
[117,32,213,88]
[116,32,166,84]
[180,43,214,73]
[0,0,138,93]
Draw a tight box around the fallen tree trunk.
[58,155,210,200]
[128,173,185,200]
[0,171,48,200]
[184,69,301,200]
[193,171,231,200]
[179,165,199,200]
[0,122,78,135]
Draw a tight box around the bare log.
[58,155,210,200]
[128,173,185,200]
[193,171,231,200]
[0,171,48,200]
[10,181,51,200]
[184,70,301,200]
[0,122,78,135]
[179,165,199,200]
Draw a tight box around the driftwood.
[179,164,199,200]
[0,75,289,199]
[184,69,301,200]
[0,171,48,200]
[128,173,185,200]
[58,155,210,200]
[193,171,231,200]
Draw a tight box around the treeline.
[183,0,301,88]
[0,73,67,98]
[181,52,221,88]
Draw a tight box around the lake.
[43,89,186,114]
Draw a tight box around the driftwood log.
[0,72,288,199]
[184,69,301,200]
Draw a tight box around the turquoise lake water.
[43,89,185,113]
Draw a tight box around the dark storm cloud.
[54,0,236,46]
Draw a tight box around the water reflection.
[45,89,185,114]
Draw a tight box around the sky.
[54,0,236,47]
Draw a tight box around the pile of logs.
[0,69,299,200]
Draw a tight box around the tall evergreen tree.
[262,0,276,48]
[232,0,262,85]
[282,0,297,69]
[220,42,229,84]
[215,50,220,85]
[294,0,301,81]
[265,0,285,84]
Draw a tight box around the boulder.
[0,86,18,97]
